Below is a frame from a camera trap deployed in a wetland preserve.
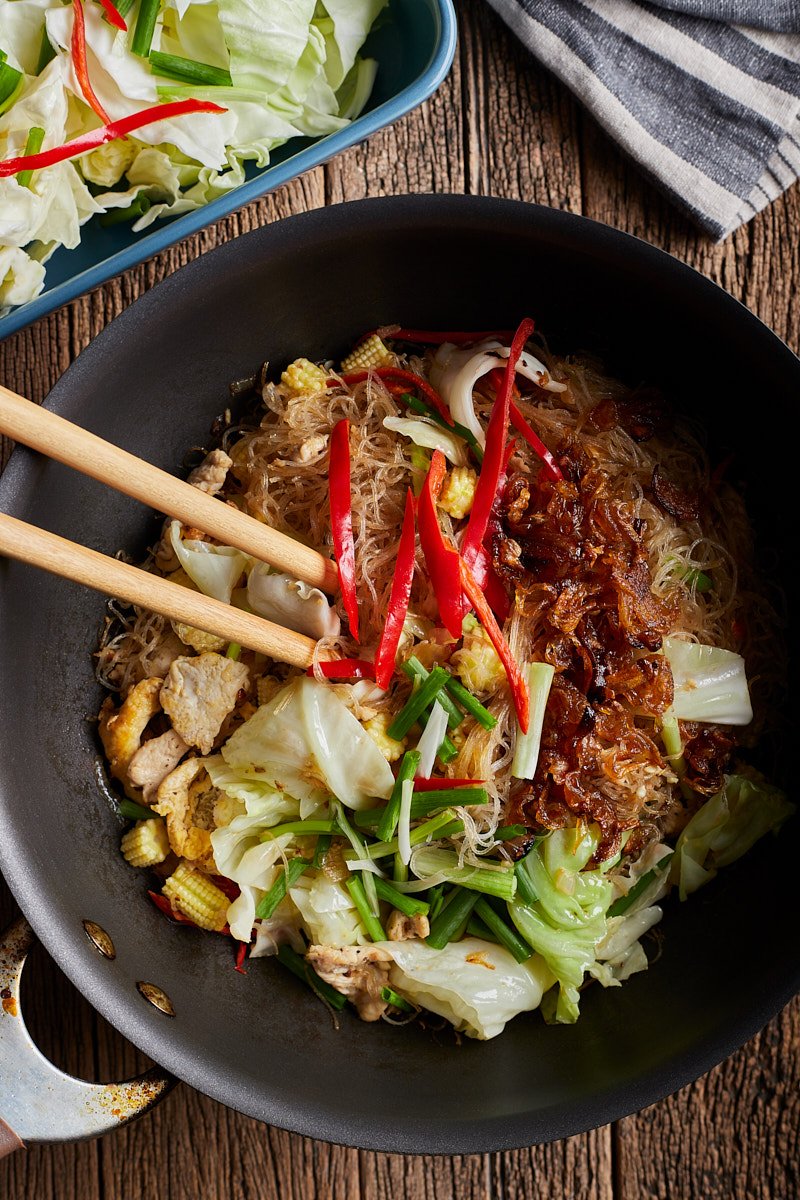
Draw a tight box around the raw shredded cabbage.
[671,772,794,899]
[1,0,387,311]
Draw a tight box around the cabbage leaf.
[509,825,614,1024]
[377,937,556,1040]
[290,873,366,947]
[169,520,249,603]
[247,564,340,639]
[671,771,794,899]
[663,637,753,726]
[221,676,394,811]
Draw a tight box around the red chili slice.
[417,450,464,640]
[234,940,249,974]
[460,557,529,733]
[388,329,516,345]
[0,99,227,178]
[328,418,360,641]
[374,488,416,690]
[461,319,535,571]
[305,659,375,681]
[338,367,454,427]
[98,0,127,30]
[413,777,486,791]
[71,0,111,123]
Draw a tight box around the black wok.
[0,195,797,1154]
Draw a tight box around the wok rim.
[1,193,798,1154]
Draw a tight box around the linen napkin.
[485,0,800,238]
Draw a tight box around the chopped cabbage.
[247,564,340,639]
[382,416,467,466]
[672,772,794,899]
[250,897,305,958]
[376,938,556,1040]
[663,637,753,726]
[290,873,366,947]
[509,825,614,1024]
[169,521,249,603]
[221,676,394,810]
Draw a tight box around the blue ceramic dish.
[0,0,457,340]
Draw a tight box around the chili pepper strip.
[509,400,563,482]
[387,329,516,345]
[418,450,464,640]
[460,557,529,733]
[374,488,416,690]
[0,99,227,177]
[338,368,454,427]
[413,778,486,791]
[234,940,248,974]
[305,659,375,680]
[98,0,127,30]
[72,0,111,123]
[461,318,535,571]
[329,418,360,641]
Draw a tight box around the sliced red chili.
[147,890,196,926]
[71,0,111,123]
[413,777,486,791]
[328,418,360,641]
[0,99,226,177]
[98,0,127,30]
[338,367,454,427]
[388,329,516,345]
[510,401,563,481]
[461,318,535,571]
[418,449,464,640]
[460,557,529,733]
[374,488,416,690]
[234,940,248,974]
[305,659,375,680]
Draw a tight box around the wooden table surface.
[1,4,798,1197]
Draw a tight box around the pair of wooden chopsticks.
[0,385,339,669]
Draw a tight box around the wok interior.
[0,197,796,1152]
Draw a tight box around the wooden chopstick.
[0,512,316,669]
[0,385,339,595]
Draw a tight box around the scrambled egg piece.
[98,677,162,796]
[160,653,249,754]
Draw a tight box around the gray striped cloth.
[486,0,800,238]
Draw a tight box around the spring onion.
[354,810,464,862]
[226,642,242,660]
[0,52,22,116]
[415,699,450,779]
[608,853,675,918]
[276,945,347,1011]
[511,662,555,779]
[443,674,497,730]
[118,798,158,821]
[426,887,480,949]
[255,857,308,921]
[346,875,386,942]
[399,393,484,463]
[99,195,152,227]
[466,914,500,944]
[35,26,56,76]
[381,985,415,1012]
[261,820,338,840]
[412,848,517,900]
[377,750,421,842]
[473,898,533,962]
[514,858,540,907]
[397,779,414,866]
[334,800,380,913]
[357,787,489,830]
[149,50,233,87]
[373,878,430,917]
[312,833,331,869]
[15,127,45,190]
[387,666,450,741]
[393,853,409,883]
[401,658,463,728]
[495,824,527,840]
[131,0,160,57]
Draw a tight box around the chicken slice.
[386,910,430,941]
[160,653,249,754]
[98,677,162,795]
[306,945,393,1021]
[127,728,189,803]
[186,448,233,496]
[153,757,218,868]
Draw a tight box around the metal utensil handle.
[0,916,174,1158]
